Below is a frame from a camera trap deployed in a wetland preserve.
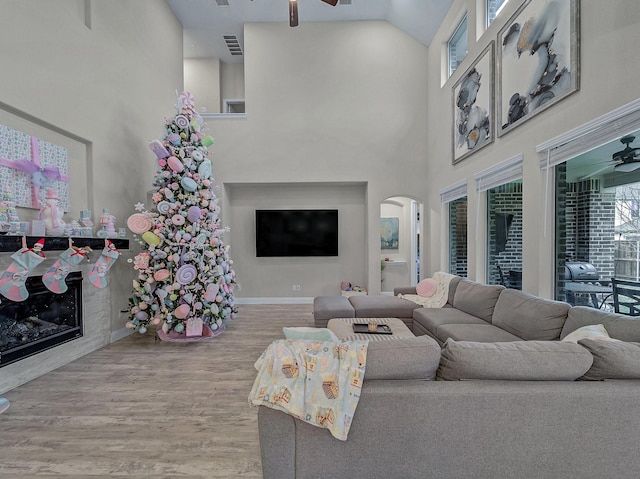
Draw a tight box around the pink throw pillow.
[416,278,438,297]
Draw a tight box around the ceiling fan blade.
[579,163,616,180]
[289,0,298,27]
[321,0,339,5]
[614,161,640,173]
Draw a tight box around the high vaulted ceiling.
[167,0,454,63]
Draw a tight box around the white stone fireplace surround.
[0,250,112,393]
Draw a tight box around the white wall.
[209,21,430,296]
[227,182,366,298]
[0,0,184,334]
[425,0,640,297]
[220,63,246,110]
[184,58,221,113]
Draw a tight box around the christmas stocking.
[0,238,46,302]
[88,241,121,288]
[43,246,90,294]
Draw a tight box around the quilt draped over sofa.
[249,339,368,440]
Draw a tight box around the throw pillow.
[577,339,640,380]
[436,339,593,381]
[416,278,438,297]
[561,324,621,344]
[283,327,339,342]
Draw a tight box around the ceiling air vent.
[223,35,243,56]
[215,0,230,6]
[339,0,352,4]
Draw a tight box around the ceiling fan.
[581,135,640,179]
[289,0,338,27]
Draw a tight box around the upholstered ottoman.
[347,295,421,329]
[313,295,355,328]
[327,317,415,341]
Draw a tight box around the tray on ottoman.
[352,323,393,334]
[328,317,415,341]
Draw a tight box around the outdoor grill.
[565,261,599,281]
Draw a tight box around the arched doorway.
[380,196,422,293]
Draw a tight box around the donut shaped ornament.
[154,269,171,282]
[156,201,171,215]
[181,176,198,192]
[176,264,197,285]
[187,206,201,223]
[167,156,184,173]
[142,231,161,246]
[175,115,190,130]
[127,213,153,234]
[198,159,212,179]
[172,214,186,226]
[174,303,190,319]
[192,150,204,161]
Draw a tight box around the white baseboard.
[235,297,315,305]
[110,327,132,343]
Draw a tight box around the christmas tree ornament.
[42,242,91,294]
[125,91,237,339]
[0,238,46,302]
[88,240,121,289]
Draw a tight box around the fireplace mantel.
[0,236,129,252]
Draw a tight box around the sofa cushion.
[283,327,339,342]
[577,339,640,380]
[437,339,594,381]
[452,280,504,323]
[412,307,489,338]
[365,336,441,381]
[313,296,355,324]
[492,289,570,340]
[348,295,420,318]
[437,323,523,343]
[560,306,640,342]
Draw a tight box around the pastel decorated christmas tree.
[126,91,237,338]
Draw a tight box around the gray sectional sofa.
[259,278,640,478]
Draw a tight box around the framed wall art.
[452,41,495,164]
[380,217,399,250]
[497,0,579,137]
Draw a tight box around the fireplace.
[0,272,82,367]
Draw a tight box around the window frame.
[448,14,468,78]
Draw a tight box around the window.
[487,0,509,27]
[448,15,468,77]
[448,198,468,277]
[474,155,523,288]
[486,181,522,289]
[554,159,639,309]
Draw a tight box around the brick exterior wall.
[556,165,616,304]
[487,182,522,288]
[449,198,468,277]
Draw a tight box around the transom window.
[448,15,468,77]
[487,0,509,27]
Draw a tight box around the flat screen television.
[255,209,339,257]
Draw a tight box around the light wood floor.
[0,304,314,478]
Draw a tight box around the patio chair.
[611,278,640,316]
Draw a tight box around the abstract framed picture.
[497,0,579,137]
[452,41,495,164]
[380,217,399,250]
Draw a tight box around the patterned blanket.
[249,339,368,441]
